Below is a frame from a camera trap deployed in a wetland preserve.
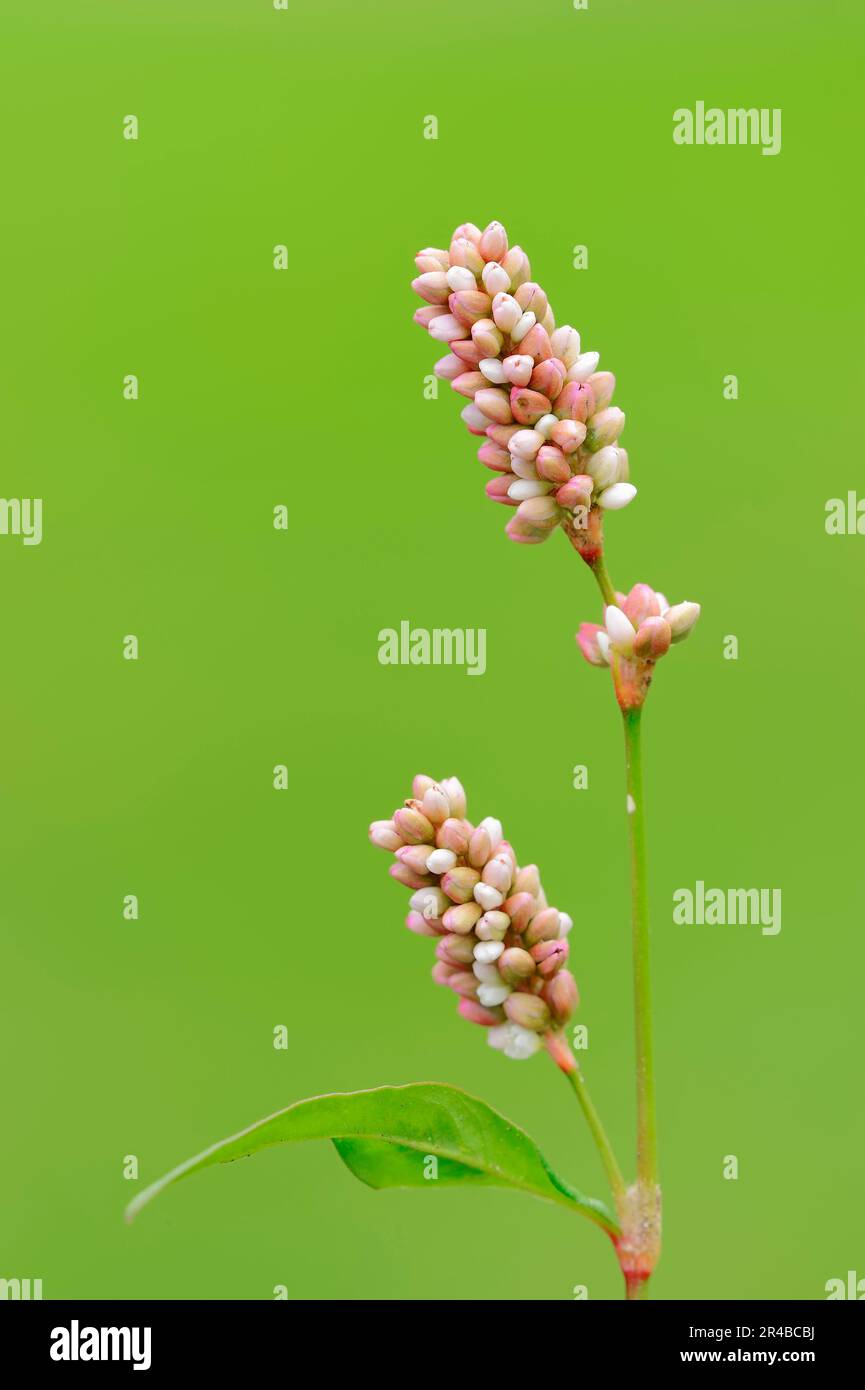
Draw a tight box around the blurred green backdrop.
[1,0,863,1301]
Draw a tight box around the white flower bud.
[604,605,636,655]
[598,482,637,510]
[665,601,701,642]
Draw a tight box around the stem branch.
[622,707,657,1189]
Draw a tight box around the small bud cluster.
[577,584,701,710]
[412,221,635,545]
[369,775,578,1059]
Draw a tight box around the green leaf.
[125,1082,618,1237]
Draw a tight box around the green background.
[2,0,862,1301]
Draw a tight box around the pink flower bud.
[393,806,435,843]
[508,479,553,502]
[467,827,493,868]
[482,855,513,894]
[432,961,457,986]
[471,318,504,356]
[473,911,507,942]
[450,338,485,366]
[544,969,579,1022]
[368,819,403,850]
[513,864,541,897]
[503,891,536,932]
[491,292,522,333]
[555,474,594,510]
[436,816,471,854]
[411,271,450,304]
[390,861,433,890]
[415,247,450,272]
[481,261,511,295]
[449,236,484,273]
[587,446,622,489]
[498,947,536,985]
[449,289,492,327]
[486,422,522,448]
[442,866,481,904]
[478,441,512,472]
[451,370,486,399]
[530,359,565,400]
[486,474,519,506]
[436,934,477,966]
[479,358,507,384]
[535,445,571,485]
[510,387,552,426]
[508,427,543,459]
[634,616,672,659]
[515,496,560,531]
[514,281,548,319]
[550,418,587,453]
[523,906,562,947]
[434,353,464,381]
[586,406,626,450]
[440,777,467,818]
[509,454,539,481]
[461,402,491,435]
[553,380,596,423]
[624,583,661,627]
[577,622,609,667]
[501,245,530,288]
[504,992,550,1032]
[505,515,554,544]
[428,313,466,343]
[665,602,701,642]
[473,388,513,425]
[550,326,581,367]
[442,901,483,935]
[458,997,504,1027]
[396,844,435,875]
[567,351,600,382]
[588,370,615,410]
[413,304,449,327]
[501,354,533,386]
[479,220,508,262]
[530,937,569,978]
[448,970,480,1000]
[413,775,435,800]
[406,910,440,938]
[510,310,536,343]
[446,264,478,292]
[422,783,451,825]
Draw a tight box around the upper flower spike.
[412,222,635,546]
[369,774,578,1059]
[577,584,701,710]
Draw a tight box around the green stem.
[545,1032,626,1203]
[590,551,616,606]
[622,707,657,1190]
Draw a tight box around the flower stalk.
[406,219,702,1301]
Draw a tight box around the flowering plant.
[127,221,700,1302]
